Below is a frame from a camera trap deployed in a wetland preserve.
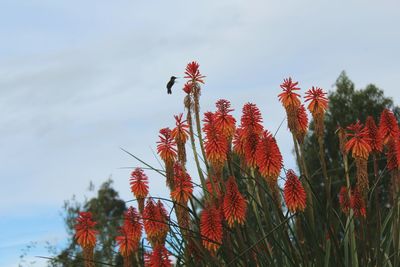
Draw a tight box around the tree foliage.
[49,179,126,266]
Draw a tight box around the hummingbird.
[166,76,178,94]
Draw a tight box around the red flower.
[116,223,137,257]
[240,103,263,135]
[75,212,97,248]
[223,177,247,228]
[278,77,301,108]
[255,130,283,181]
[283,170,307,213]
[124,207,142,240]
[345,121,372,159]
[145,245,172,267]
[304,87,328,116]
[143,200,169,246]
[200,204,223,253]
[365,116,383,153]
[379,109,399,144]
[170,163,193,204]
[338,186,350,214]
[215,99,236,139]
[350,187,366,218]
[203,112,228,170]
[233,127,245,156]
[386,138,400,170]
[171,113,189,144]
[130,168,149,199]
[157,128,177,163]
[295,105,309,142]
[183,81,194,94]
[184,61,206,84]
[240,103,264,167]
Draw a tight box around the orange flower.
[304,87,328,116]
[284,170,307,213]
[255,130,283,181]
[170,163,193,204]
[157,128,177,188]
[215,99,236,139]
[143,199,169,246]
[184,61,205,84]
[240,103,264,167]
[145,245,172,267]
[350,187,366,218]
[386,138,400,171]
[379,109,399,144]
[157,128,177,163]
[203,112,228,170]
[295,105,309,143]
[345,121,372,159]
[338,186,350,214]
[75,212,97,248]
[365,116,383,153]
[278,77,301,108]
[171,113,189,144]
[171,113,189,165]
[116,223,137,257]
[233,127,245,156]
[200,204,223,253]
[130,168,149,213]
[124,206,142,240]
[223,177,247,228]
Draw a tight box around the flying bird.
[166,76,177,94]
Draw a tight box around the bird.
[166,76,177,94]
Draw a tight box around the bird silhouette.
[166,76,177,94]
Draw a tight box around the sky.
[1,1,400,266]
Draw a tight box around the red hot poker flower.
[304,87,328,116]
[75,212,97,248]
[365,116,383,153]
[184,61,206,84]
[170,163,193,204]
[130,168,149,213]
[130,168,149,198]
[255,130,283,181]
[284,170,307,213]
[203,112,228,171]
[157,128,177,163]
[143,200,169,246]
[200,203,223,254]
[240,103,264,167]
[233,127,245,156]
[116,223,137,257]
[124,207,142,240]
[379,109,399,144]
[278,77,301,108]
[157,128,177,188]
[171,114,189,144]
[215,99,236,139]
[386,138,400,171]
[295,105,309,143]
[345,121,372,160]
[223,176,247,228]
[350,187,367,218]
[145,245,172,267]
[338,186,350,214]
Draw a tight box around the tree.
[49,179,127,266]
[303,71,400,206]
